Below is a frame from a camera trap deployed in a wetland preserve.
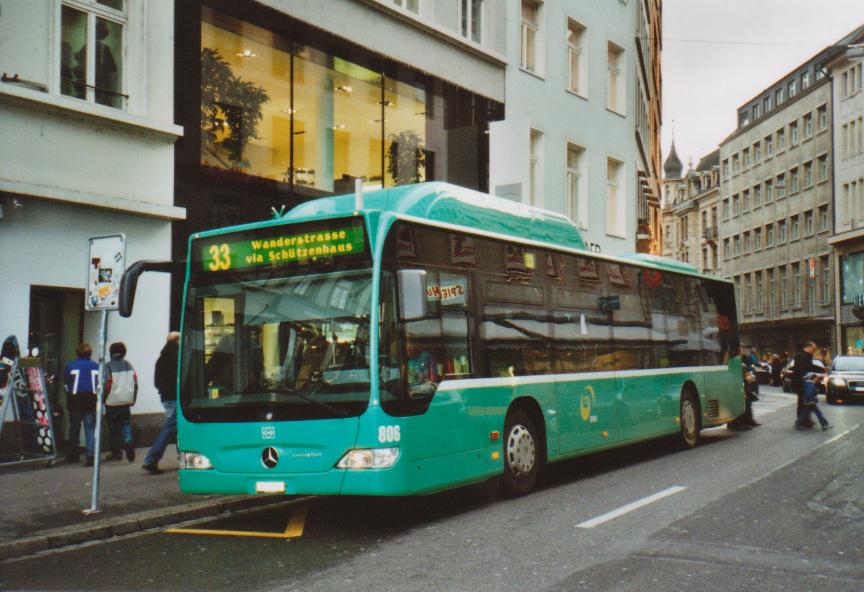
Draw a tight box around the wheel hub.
[682,400,696,440]
[506,424,536,476]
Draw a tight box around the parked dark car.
[825,356,864,404]
[781,358,826,393]
[752,362,772,385]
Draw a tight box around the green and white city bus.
[121,182,743,497]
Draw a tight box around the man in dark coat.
[791,341,821,429]
[143,332,180,474]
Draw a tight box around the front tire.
[501,409,540,496]
[678,390,700,449]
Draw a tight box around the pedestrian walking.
[791,341,821,429]
[770,354,782,386]
[64,343,100,466]
[104,342,138,462]
[728,361,761,430]
[796,371,831,430]
[143,332,180,475]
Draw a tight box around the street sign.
[86,234,126,311]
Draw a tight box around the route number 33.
[208,244,231,271]
[378,425,401,443]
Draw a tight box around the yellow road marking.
[283,505,308,537]
[166,505,309,539]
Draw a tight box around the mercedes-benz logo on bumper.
[261,447,279,469]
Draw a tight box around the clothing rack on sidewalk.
[0,351,58,467]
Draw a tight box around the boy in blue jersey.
[64,343,100,466]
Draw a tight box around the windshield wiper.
[267,386,348,418]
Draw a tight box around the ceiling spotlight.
[236,49,257,58]
[335,85,353,93]
[333,124,347,130]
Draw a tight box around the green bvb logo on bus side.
[580,385,596,422]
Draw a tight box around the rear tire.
[501,409,541,497]
[678,390,700,449]
[826,394,839,405]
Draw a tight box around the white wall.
[0,200,172,415]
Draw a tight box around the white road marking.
[576,486,687,529]
[821,423,860,446]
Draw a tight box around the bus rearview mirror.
[398,269,428,322]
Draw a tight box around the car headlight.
[179,451,213,470]
[336,448,399,469]
[829,377,847,388]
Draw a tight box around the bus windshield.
[181,269,373,421]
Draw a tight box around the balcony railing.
[702,226,718,242]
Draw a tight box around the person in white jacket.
[104,342,138,462]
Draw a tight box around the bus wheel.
[501,409,540,496]
[678,390,700,449]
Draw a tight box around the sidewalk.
[0,447,286,561]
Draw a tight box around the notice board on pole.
[86,234,126,311]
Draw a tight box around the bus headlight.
[179,451,213,470]
[829,377,847,388]
[336,448,399,469]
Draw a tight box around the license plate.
[255,481,285,493]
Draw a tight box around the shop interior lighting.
[335,85,353,93]
[236,49,257,58]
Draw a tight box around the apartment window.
[777,128,786,150]
[802,70,811,89]
[788,79,797,98]
[734,235,741,256]
[793,263,801,306]
[802,113,813,139]
[60,1,126,108]
[765,179,773,202]
[790,121,799,145]
[842,124,849,157]
[777,173,786,198]
[744,274,752,311]
[791,214,800,240]
[732,154,740,173]
[775,87,784,105]
[780,266,788,307]
[818,105,828,129]
[763,96,772,113]
[790,167,799,193]
[567,20,586,95]
[520,1,539,71]
[803,161,813,187]
[843,72,849,97]
[722,198,730,219]
[732,194,740,215]
[754,142,761,162]
[754,227,762,250]
[805,210,814,235]
[818,155,828,182]
[821,256,831,302]
[766,223,774,247]
[768,269,775,311]
[765,135,773,157]
[462,0,485,44]
[743,231,751,253]
[755,271,763,308]
[752,104,759,120]
[529,128,543,206]
[607,42,625,114]
[778,219,787,242]
[393,0,420,13]
[722,160,730,180]
[819,205,829,231]
[681,217,689,241]
[723,238,731,259]
[743,148,751,168]
[606,157,626,237]
[742,189,751,211]
[566,143,586,227]
[753,185,762,206]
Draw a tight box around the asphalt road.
[2,387,863,592]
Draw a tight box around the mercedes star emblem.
[261,447,279,469]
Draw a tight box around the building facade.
[825,32,864,355]
[172,0,509,322]
[0,0,183,442]
[661,147,720,274]
[490,0,662,256]
[718,55,836,354]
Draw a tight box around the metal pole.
[84,310,108,515]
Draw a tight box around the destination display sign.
[198,218,367,274]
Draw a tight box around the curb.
[0,494,306,562]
